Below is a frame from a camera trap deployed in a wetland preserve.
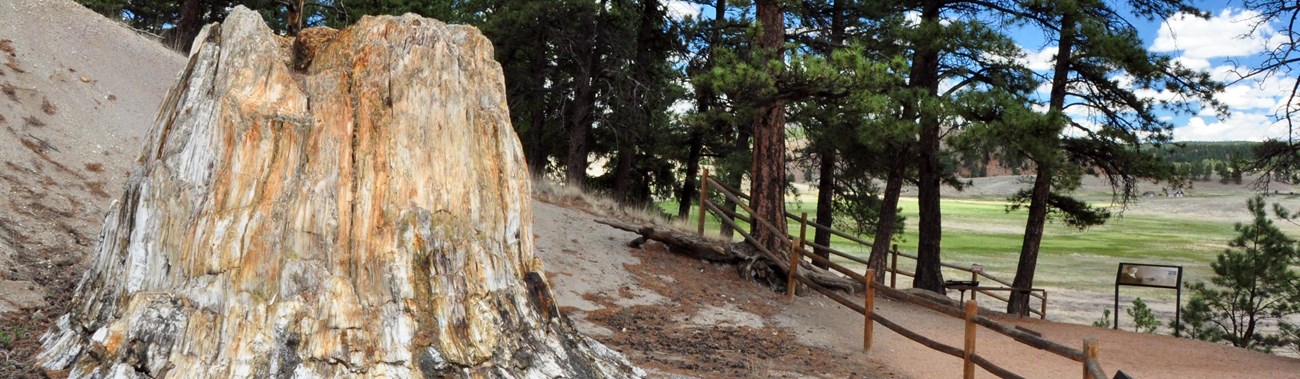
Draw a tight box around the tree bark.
[811,0,844,270]
[1009,165,1052,315]
[565,3,605,186]
[911,0,946,293]
[286,0,307,35]
[37,9,641,378]
[163,0,203,52]
[869,158,906,280]
[719,130,750,239]
[750,0,789,255]
[812,152,835,269]
[525,13,551,174]
[1009,9,1075,315]
[677,131,704,218]
[676,0,726,220]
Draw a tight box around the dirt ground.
[532,199,897,378]
[534,199,1300,378]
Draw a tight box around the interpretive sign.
[1113,262,1184,336]
[1116,263,1180,288]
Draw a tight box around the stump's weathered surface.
[38,7,641,378]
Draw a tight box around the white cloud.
[904,11,921,26]
[1020,45,1057,71]
[1174,112,1287,141]
[1172,56,1211,71]
[1219,80,1288,111]
[1151,9,1274,60]
[665,0,701,20]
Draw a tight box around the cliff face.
[38,7,639,378]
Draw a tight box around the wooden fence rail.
[695,171,1108,379]
[702,174,1048,318]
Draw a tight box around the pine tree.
[787,0,910,274]
[893,0,1038,293]
[954,0,1222,314]
[1182,196,1300,351]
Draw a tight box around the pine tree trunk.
[869,159,906,280]
[750,0,789,256]
[811,0,843,270]
[163,0,203,52]
[525,17,550,174]
[812,153,835,269]
[719,130,749,239]
[565,62,596,185]
[677,0,725,220]
[565,3,605,186]
[1009,165,1052,315]
[37,9,641,378]
[911,0,946,293]
[677,131,704,219]
[1009,10,1075,315]
[286,0,307,35]
[613,149,636,200]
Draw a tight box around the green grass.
[660,196,1240,294]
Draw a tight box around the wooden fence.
[695,169,1110,379]
[699,171,1048,319]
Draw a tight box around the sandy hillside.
[0,0,184,375]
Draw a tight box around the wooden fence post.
[864,270,875,352]
[971,270,979,301]
[1083,338,1099,379]
[963,300,977,379]
[890,244,898,289]
[697,168,709,236]
[799,212,809,250]
[787,242,800,300]
[1041,291,1048,320]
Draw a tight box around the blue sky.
[666,1,1295,142]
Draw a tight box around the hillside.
[0,0,184,375]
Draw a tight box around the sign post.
[1113,263,1184,336]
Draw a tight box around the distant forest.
[960,141,1260,183]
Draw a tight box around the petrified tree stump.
[38,7,641,378]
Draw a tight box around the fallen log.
[596,218,863,294]
[596,219,739,263]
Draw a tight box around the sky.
[664,0,1296,142]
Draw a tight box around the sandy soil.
[0,0,184,376]
[533,200,897,378]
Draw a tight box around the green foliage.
[1092,309,1112,328]
[1181,196,1300,351]
[1127,298,1162,333]
[0,324,24,350]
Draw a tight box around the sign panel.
[1114,262,1184,335]
[1116,263,1181,289]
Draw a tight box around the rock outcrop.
[38,7,641,378]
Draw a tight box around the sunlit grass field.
[659,196,1242,294]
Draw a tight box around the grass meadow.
[660,195,1243,297]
